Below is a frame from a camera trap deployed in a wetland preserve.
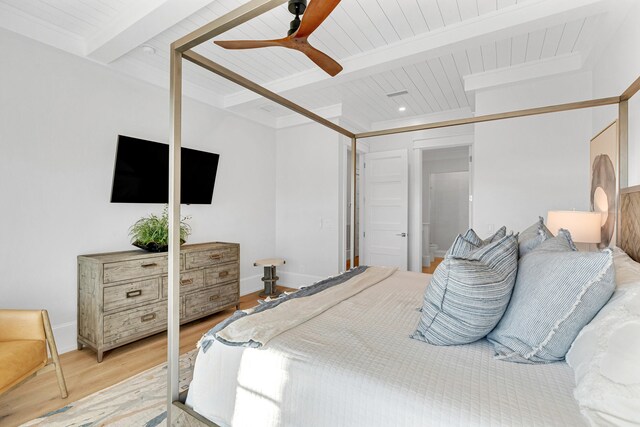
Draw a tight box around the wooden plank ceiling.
[0,0,627,128]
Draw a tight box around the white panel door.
[363,149,409,269]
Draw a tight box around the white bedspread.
[186,270,586,427]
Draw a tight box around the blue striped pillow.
[487,233,615,364]
[412,233,519,346]
[462,226,507,247]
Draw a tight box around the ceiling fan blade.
[294,0,341,38]
[297,42,343,76]
[214,38,287,50]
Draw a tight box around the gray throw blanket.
[199,266,369,352]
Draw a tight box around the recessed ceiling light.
[398,106,407,112]
[141,45,156,55]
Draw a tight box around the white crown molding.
[0,2,85,56]
[370,107,474,132]
[464,52,584,92]
[275,104,343,129]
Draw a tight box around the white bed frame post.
[168,47,182,422]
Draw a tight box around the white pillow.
[566,247,640,426]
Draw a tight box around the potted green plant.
[129,206,192,252]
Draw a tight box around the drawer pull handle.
[180,278,194,286]
[141,263,158,268]
[219,271,229,278]
[126,290,142,298]
[209,295,220,302]
[209,254,223,260]
[141,313,156,322]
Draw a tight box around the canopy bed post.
[350,137,357,270]
[167,47,182,422]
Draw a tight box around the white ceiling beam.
[464,52,583,92]
[276,104,343,129]
[224,0,610,110]
[86,0,214,63]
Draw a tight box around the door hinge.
[364,162,366,168]
[363,231,366,238]
[469,155,473,163]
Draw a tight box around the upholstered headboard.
[619,185,640,262]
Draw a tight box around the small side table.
[254,258,286,297]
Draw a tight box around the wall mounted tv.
[110,135,220,204]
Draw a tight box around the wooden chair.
[0,309,68,398]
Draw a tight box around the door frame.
[340,140,368,272]
[411,133,474,272]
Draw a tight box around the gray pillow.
[518,216,553,257]
[487,232,615,364]
[412,233,518,346]
[462,226,507,247]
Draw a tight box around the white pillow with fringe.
[566,247,640,426]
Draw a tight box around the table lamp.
[547,210,602,250]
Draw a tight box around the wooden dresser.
[77,242,240,362]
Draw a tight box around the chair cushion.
[0,340,47,394]
[0,310,46,342]
[412,233,519,345]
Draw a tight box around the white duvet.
[186,270,586,427]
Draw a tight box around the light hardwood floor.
[0,287,291,427]
[422,257,444,274]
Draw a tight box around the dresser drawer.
[204,263,239,287]
[103,278,160,312]
[103,302,167,345]
[184,283,238,319]
[185,246,238,269]
[103,256,167,284]
[162,270,204,298]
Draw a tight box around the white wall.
[0,29,277,353]
[473,72,593,235]
[275,122,342,286]
[591,2,640,186]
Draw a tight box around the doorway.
[422,146,471,273]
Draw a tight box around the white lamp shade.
[547,211,602,244]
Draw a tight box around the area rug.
[22,349,198,427]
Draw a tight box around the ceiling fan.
[214,0,343,77]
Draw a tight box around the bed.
[186,270,586,426]
[181,184,640,427]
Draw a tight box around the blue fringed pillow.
[487,231,615,364]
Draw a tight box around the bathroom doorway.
[422,146,471,272]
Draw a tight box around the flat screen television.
[110,135,220,204]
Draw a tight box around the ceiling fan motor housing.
[288,0,307,35]
[288,0,307,15]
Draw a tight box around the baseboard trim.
[53,321,77,355]
[53,274,266,355]
[240,274,263,296]
[277,271,325,289]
